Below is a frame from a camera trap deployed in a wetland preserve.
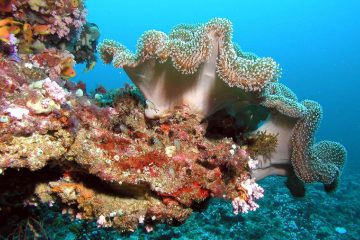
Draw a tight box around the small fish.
[0,26,11,42]
[33,24,51,35]
[0,25,20,42]
[7,25,20,34]
[0,17,22,42]
[23,23,33,43]
[70,0,79,8]
[84,61,96,73]
[61,66,76,78]
[0,17,21,27]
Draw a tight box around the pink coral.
[43,78,67,104]
[49,8,87,39]
[232,178,264,214]
[5,106,29,120]
[50,13,71,38]
[96,215,107,227]
[247,157,259,170]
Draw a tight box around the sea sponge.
[98,18,280,119]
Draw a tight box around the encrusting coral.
[0,55,263,231]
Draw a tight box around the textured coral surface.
[0,59,259,231]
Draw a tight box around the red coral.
[95,131,131,157]
[115,151,169,171]
[32,50,62,67]
[162,197,180,207]
[166,182,209,206]
[95,86,107,94]
[0,61,26,93]
[76,81,86,92]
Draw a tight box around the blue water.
[75,0,360,172]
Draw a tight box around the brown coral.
[246,131,278,158]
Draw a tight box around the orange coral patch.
[159,124,170,134]
[33,24,51,35]
[96,132,131,157]
[168,182,209,206]
[51,182,94,205]
[115,151,169,171]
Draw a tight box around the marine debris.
[0,4,346,234]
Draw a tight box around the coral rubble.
[0,7,347,235]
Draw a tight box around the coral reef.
[0,56,261,232]
[0,10,347,236]
[0,0,99,66]
[0,70,261,231]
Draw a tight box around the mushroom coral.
[252,83,346,194]
[98,18,346,193]
[98,18,280,119]
[291,100,346,187]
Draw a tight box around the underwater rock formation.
[0,11,346,234]
[0,59,262,231]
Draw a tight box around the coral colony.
[0,0,346,233]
